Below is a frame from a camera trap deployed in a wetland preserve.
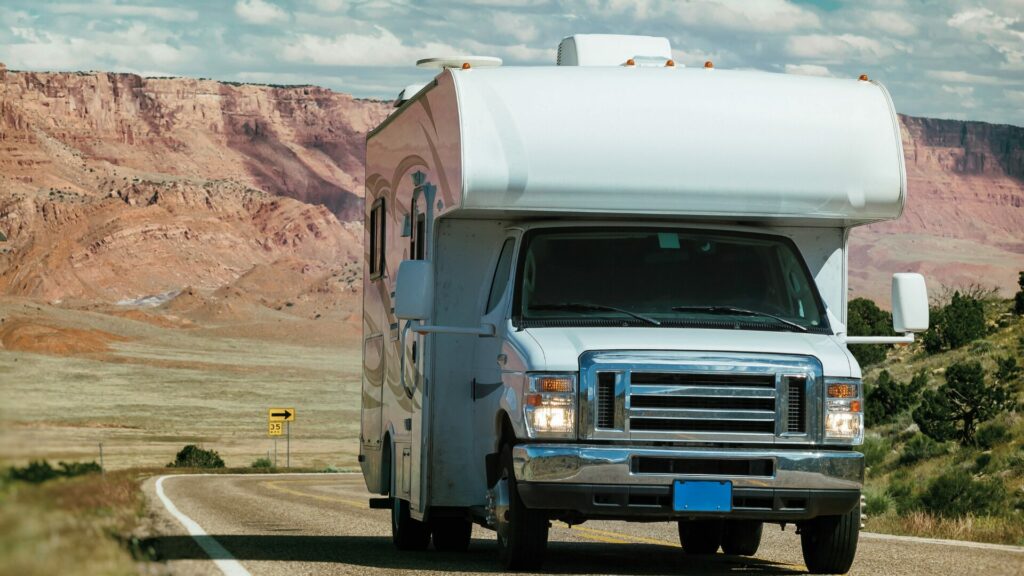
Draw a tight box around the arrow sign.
[268,408,295,422]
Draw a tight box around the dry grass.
[867,510,1024,546]
[0,470,149,576]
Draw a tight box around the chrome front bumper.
[513,444,864,490]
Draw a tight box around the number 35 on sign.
[268,421,284,436]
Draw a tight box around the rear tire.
[678,519,723,554]
[431,517,472,552]
[392,497,430,551]
[800,507,859,574]
[496,444,549,570]
[721,520,762,556]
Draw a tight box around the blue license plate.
[672,480,732,512]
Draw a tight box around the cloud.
[947,7,1024,70]
[860,11,917,36]
[47,2,198,22]
[786,34,905,63]
[784,63,832,77]
[281,27,462,66]
[1004,89,1024,106]
[2,23,197,71]
[926,70,1009,85]
[586,0,819,32]
[235,0,289,25]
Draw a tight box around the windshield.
[512,227,830,333]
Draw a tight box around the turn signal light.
[850,400,862,413]
[526,394,542,406]
[536,377,573,393]
[827,383,857,398]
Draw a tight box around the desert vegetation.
[852,283,1024,545]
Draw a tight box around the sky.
[1,0,1022,126]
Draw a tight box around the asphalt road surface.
[144,473,1024,576]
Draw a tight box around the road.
[143,473,1024,576]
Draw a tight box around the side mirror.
[395,260,432,321]
[892,273,929,333]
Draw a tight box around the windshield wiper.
[670,306,808,332]
[530,302,661,326]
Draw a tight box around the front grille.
[787,376,807,433]
[630,418,775,433]
[633,457,774,476]
[630,396,774,411]
[596,372,615,429]
[630,372,775,387]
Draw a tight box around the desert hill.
[0,64,1021,309]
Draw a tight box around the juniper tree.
[912,361,1014,446]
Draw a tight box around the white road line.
[155,475,253,576]
[861,531,1024,554]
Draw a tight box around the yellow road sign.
[268,408,295,422]
[268,421,284,436]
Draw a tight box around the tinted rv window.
[368,200,385,279]
[513,228,829,333]
[486,238,516,313]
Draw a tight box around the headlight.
[824,378,863,444]
[524,374,577,439]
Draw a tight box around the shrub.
[251,457,273,469]
[919,469,1007,518]
[886,473,919,514]
[899,433,948,465]
[858,435,892,469]
[995,356,1020,384]
[864,489,891,516]
[57,461,102,478]
[847,298,892,367]
[975,421,1011,450]
[923,292,987,353]
[865,370,927,426]
[9,460,59,484]
[974,453,992,472]
[168,445,225,469]
[1014,272,1024,315]
[913,361,1015,445]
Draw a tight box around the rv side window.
[369,200,385,279]
[410,213,426,260]
[486,238,516,313]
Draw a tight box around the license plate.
[672,480,732,512]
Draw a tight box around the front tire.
[678,519,723,554]
[800,507,860,574]
[392,497,430,550]
[496,444,549,570]
[721,520,762,556]
[431,517,472,551]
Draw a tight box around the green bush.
[923,292,987,353]
[995,356,1020,384]
[251,457,273,469]
[864,490,892,516]
[9,460,59,484]
[899,433,948,465]
[847,298,892,367]
[919,469,1007,518]
[7,460,102,484]
[168,445,225,469]
[1014,272,1024,315]
[975,421,1011,450]
[865,370,926,426]
[913,361,1015,445]
[886,472,919,514]
[974,452,992,472]
[858,435,892,469]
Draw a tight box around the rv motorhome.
[359,34,929,574]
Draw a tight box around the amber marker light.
[625,58,636,66]
[526,394,542,406]
[665,59,676,67]
[850,400,862,413]
[461,62,472,70]
[858,74,869,81]
[536,377,573,393]
[704,60,714,69]
[827,383,857,398]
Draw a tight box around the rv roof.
[375,65,906,226]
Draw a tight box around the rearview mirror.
[892,273,929,333]
[395,260,432,321]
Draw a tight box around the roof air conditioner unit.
[557,34,672,66]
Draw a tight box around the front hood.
[514,327,856,377]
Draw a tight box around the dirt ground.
[0,297,363,471]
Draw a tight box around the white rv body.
[359,39,918,572]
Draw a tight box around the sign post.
[268,408,295,469]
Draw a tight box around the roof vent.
[557,34,672,66]
[416,56,502,69]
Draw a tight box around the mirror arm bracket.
[845,333,915,345]
[411,323,496,336]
